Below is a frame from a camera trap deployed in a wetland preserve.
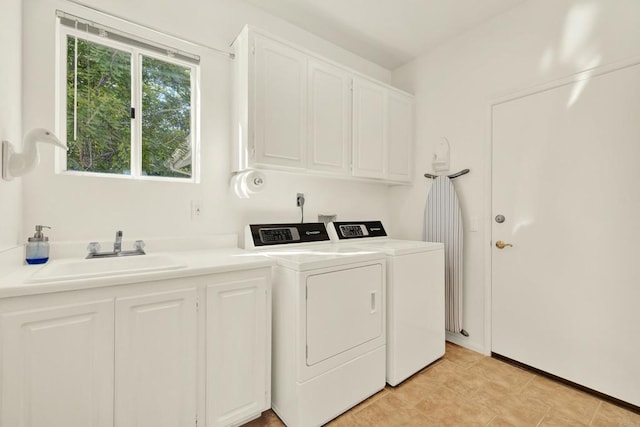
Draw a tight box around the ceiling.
[242,0,529,69]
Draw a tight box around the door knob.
[495,240,513,249]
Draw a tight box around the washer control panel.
[246,223,330,248]
[259,227,300,244]
[328,221,387,240]
[339,224,368,237]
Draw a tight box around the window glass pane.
[66,36,132,174]
[141,56,192,178]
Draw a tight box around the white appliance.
[245,223,387,427]
[327,221,445,386]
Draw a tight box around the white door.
[1,299,114,427]
[115,288,197,427]
[492,63,640,406]
[253,35,307,168]
[307,59,351,175]
[387,90,414,182]
[352,77,386,179]
[206,276,268,427]
[306,264,383,366]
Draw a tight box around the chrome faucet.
[86,230,146,259]
[114,230,123,254]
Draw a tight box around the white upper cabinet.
[352,78,414,182]
[253,35,307,168]
[307,59,352,175]
[387,90,414,182]
[352,77,387,179]
[233,26,414,183]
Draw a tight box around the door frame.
[482,54,640,355]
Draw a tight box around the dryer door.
[306,263,383,366]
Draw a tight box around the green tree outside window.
[65,35,194,179]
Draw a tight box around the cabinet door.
[206,276,268,427]
[1,299,114,427]
[115,288,197,427]
[387,90,414,182]
[308,59,351,174]
[253,35,307,168]
[352,77,387,179]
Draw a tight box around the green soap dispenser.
[26,225,51,264]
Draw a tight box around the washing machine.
[245,223,387,427]
[327,220,445,386]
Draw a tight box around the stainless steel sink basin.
[27,253,187,283]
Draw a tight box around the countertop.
[0,236,273,299]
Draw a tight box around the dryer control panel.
[328,221,387,241]
[246,223,330,248]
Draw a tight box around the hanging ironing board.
[425,172,467,336]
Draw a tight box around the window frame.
[56,21,200,183]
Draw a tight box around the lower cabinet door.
[0,299,115,427]
[115,288,197,427]
[207,276,268,427]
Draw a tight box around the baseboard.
[445,332,487,355]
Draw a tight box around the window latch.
[130,107,136,119]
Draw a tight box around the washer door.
[306,264,383,366]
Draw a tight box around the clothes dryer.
[327,221,445,386]
[246,223,386,426]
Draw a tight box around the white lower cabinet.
[0,298,115,427]
[115,288,198,427]
[0,268,271,427]
[206,275,270,427]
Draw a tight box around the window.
[57,12,199,180]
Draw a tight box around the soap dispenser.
[26,225,51,264]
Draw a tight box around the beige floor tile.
[444,342,486,369]
[590,401,640,427]
[414,392,498,426]
[440,366,490,396]
[489,394,550,425]
[464,379,513,410]
[521,376,600,425]
[538,412,589,426]
[349,393,435,426]
[387,374,448,406]
[471,357,535,392]
[412,358,462,384]
[243,345,640,427]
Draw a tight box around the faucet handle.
[134,240,146,251]
[87,242,101,254]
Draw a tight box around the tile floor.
[245,342,640,426]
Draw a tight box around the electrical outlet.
[296,193,305,207]
[191,200,203,220]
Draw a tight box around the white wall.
[0,0,23,252]
[21,0,392,247]
[390,0,640,353]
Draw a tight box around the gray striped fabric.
[425,176,463,334]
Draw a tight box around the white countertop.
[0,236,273,299]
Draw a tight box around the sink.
[27,253,187,283]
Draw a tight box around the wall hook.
[1,128,67,181]
[432,137,450,172]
